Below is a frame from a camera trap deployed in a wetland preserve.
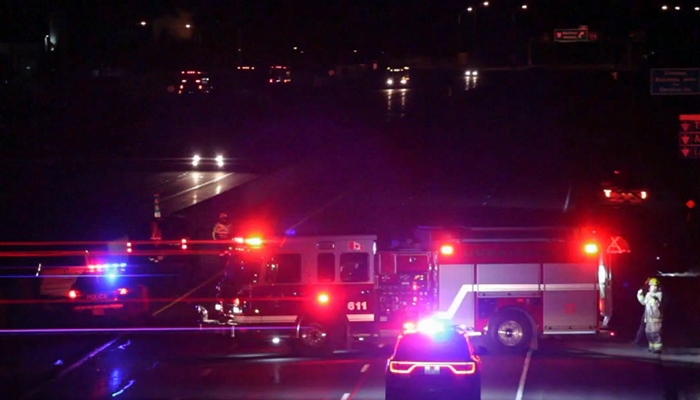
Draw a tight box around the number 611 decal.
[347,301,368,311]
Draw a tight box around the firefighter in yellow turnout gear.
[637,278,663,353]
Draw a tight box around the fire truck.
[196,226,613,354]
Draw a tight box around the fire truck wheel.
[293,321,334,357]
[488,311,533,354]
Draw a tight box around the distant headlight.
[387,78,394,85]
[192,155,201,167]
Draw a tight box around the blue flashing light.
[404,317,450,336]
[88,263,127,276]
[285,229,296,236]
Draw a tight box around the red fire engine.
[418,226,613,353]
[196,226,614,354]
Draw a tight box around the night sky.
[3,0,700,60]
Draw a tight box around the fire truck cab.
[196,234,436,354]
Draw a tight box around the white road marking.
[360,363,370,373]
[515,349,533,400]
[340,393,351,400]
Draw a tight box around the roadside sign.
[607,236,631,254]
[679,114,700,159]
[650,69,700,95]
[554,29,589,42]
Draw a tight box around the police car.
[386,318,482,400]
[67,263,151,321]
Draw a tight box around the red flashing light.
[440,244,455,256]
[317,293,330,305]
[584,242,599,255]
[233,298,240,306]
[245,237,263,247]
[68,290,78,299]
[118,288,129,295]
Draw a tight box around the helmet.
[647,278,660,286]
[219,213,228,219]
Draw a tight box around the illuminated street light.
[185,24,192,29]
[140,21,147,26]
[675,6,681,10]
[483,1,489,6]
[696,7,700,11]
[467,6,473,12]
[521,4,528,10]
[661,5,668,10]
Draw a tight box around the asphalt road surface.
[11,331,700,400]
[5,266,698,400]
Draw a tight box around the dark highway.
[3,262,699,400]
[10,329,700,400]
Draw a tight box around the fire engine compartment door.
[437,264,475,330]
[542,263,598,333]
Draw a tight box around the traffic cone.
[150,220,162,241]
[154,193,162,219]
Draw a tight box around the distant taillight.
[68,290,78,299]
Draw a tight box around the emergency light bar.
[403,318,448,335]
[233,237,264,247]
[87,263,127,273]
